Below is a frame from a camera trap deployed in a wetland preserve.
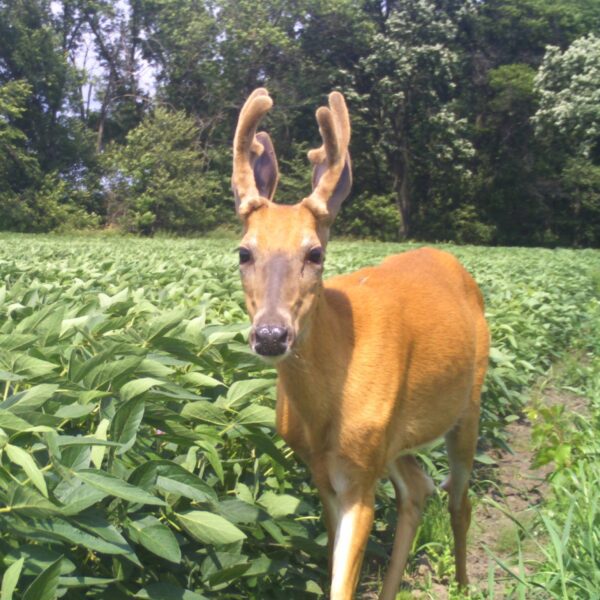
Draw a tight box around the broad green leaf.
[6,485,61,516]
[218,499,262,524]
[1,556,24,600]
[90,418,110,468]
[0,384,58,413]
[146,309,186,341]
[156,474,213,503]
[130,520,181,563]
[120,377,164,401]
[58,482,108,515]
[27,519,135,557]
[236,404,275,427]
[135,582,207,600]
[83,356,143,390]
[111,397,145,454]
[258,492,301,519]
[201,552,251,585]
[180,400,226,425]
[177,510,246,545]
[182,372,223,388]
[22,556,62,600]
[225,379,274,408]
[74,469,166,506]
[57,576,117,588]
[5,443,48,497]
[0,409,33,431]
[129,460,217,503]
[475,453,497,465]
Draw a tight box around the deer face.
[232,89,352,359]
[238,203,326,357]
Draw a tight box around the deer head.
[232,89,352,359]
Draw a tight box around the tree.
[102,107,223,234]
[347,0,475,239]
[533,34,600,245]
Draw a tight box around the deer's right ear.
[232,89,279,218]
[253,131,279,201]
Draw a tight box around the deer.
[231,88,489,600]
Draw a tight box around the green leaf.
[6,485,61,516]
[135,582,208,600]
[217,499,262,524]
[236,404,275,427]
[24,518,135,558]
[111,397,145,454]
[58,576,117,588]
[177,510,246,545]
[74,469,166,506]
[146,310,187,341]
[156,475,214,503]
[83,356,143,390]
[0,409,33,431]
[181,400,226,425]
[128,460,217,503]
[0,384,58,413]
[474,453,497,465]
[22,556,62,600]
[5,443,48,497]
[1,557,24,600]
[90,418,110,468]
[258,492,301,519]
[182,372,223,388]
[225,379,274,408]
[120,377,164,401]
[130,519,181,563]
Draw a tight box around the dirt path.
[412,388,586,599]
[357,388,585,599]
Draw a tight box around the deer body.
[232,90,489,599]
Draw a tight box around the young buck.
[231,88,489,599]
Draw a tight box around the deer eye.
[307,247,324,265]
[238,247,252,264]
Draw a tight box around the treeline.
[1,0,599,246]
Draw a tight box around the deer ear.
[254,131,279,201]
[311,154,352,220]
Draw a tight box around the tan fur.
[232,90,490,599]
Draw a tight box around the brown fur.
[232,90,489,599]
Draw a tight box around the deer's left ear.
[311,153,352,220]
[253,131,279,201]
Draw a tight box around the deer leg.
[443,400,480,587]
[379,455,434,600]
[327,473,376,600]
[312,467,340,577]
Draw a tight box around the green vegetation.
[0,1,599,244]
[0,234,598,599]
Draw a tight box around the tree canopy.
[0,0,599,246]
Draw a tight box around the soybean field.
[0,234,598,599]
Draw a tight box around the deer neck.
[277,285,353,421]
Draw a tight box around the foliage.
[1,0,600,242]
[0,234,598,599]
[102,108,225,234]
[531,35,600,246]
[533,34,600,158]
[346,0,474,238]
[334,193,401,241]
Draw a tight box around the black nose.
[254,325,289,356]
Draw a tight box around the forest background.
[1,0,599,247]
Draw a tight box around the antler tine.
[232,88,274,215]
[305,91,352,220]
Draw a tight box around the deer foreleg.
[329,482,375,600]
